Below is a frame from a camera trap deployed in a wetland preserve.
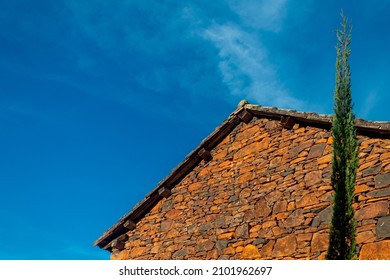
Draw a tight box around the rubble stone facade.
[107,115,390,260]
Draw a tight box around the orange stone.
[188,182,202,192]
[139,224,151,232]
[317,154,332,165]
[174,194,184,203]
[219,160,232,168]
[287,201,295,211]
[131,239,141,247]
[239,188,251,198]
[130,246,148,258]
[151,246,160,254]
[237,173,253,184]
[273,233,297,258]
[239,165,254,174]
[174,234,191,243]
[262,220,277,229]
[359,240,390,260]
[240,244,261,259]
[289,139,313,157]
[371,146,388,154]
[264,190,283,204]
[275,212,289,220]
[254,198,272,218]
[111,250,130,260]
[231,241,245,248]
[207,249,218,259]
[156,252,172,259]
[260,240,275,258]
[217,232,235,240]
[355,184,371,194]
[298,151,309,157]
[366,154,379,162]
[318,252,327,260]
[235,246,244,253]
[296,193,319,208]
[196,239,214,252]
[235,125,260,141]
[233,138,270,160]
[307,143,326,159]
[357,223,376,233]
[290,157,306,164]
[265,120,279,130]
[223,247,236,255]
[311,232,329,253]
[274,146,289,156]
[214,198,224,204]
[283,209,305,228]
[360,139,379,149]
[380,152,390,161]
[316,138,327,143]
[166,244,180,253]
[318,163,328,170]
[228,141,242,153]
[269,156,282,168]
[356,230,376,244]
[258,228,273,239]
[165,209,182,220]
[272,226,288,237]
[214,149,227,160]
[165,229,180,239]
[358,160,377,171]
[249,225,262,233]
[198,167,209,177]
[273,200,287,213]
[304,170,323,187]
[297,233,312,242]
[355,201,388,220]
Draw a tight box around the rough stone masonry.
[97,104,390,260]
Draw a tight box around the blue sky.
[0,0,389,260]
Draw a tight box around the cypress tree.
[326,12,359,260]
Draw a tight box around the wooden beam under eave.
[198,148,213,161]
[281,116,295,130]
[111,239,125,250]
[103,242,113,251]
[158,187,171,198]
[123,219,136,230]
[237,109,253,124]
[117,233,129,242]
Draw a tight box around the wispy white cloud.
[59,0,305,114]
[198,1,304,109]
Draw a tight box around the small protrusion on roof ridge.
[237,99,249,109]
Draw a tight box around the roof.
[94,101,390,250]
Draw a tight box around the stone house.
[94,101,390,260]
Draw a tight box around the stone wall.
[111,118,390,260]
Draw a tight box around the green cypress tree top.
[326,11,359,260]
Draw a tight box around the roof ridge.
[244,103,390,134]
